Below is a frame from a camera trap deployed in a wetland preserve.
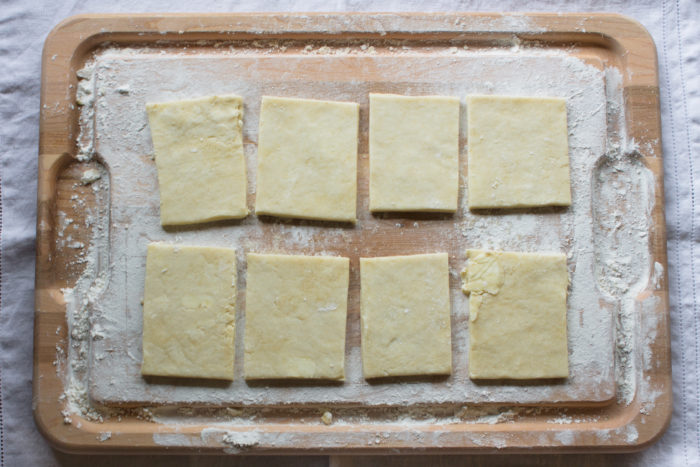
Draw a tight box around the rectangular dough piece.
[254,96,359,222]
[146,95,248,226]
[244,253,349,380]
[360,253,452,378]
[369,94,460,212]
[141,243,237,380]
[466,95,571,209]
[463,249,569,379]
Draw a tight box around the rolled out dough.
[254,96,359,222]
[360,253,452,378]
[466,95,571,209]
[141,243,237,380]
[369,94,460,212]
[463,249,569,380]
[244,253,349,380]
[146,95,248,225]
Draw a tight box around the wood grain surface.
[35,13,671,454]
[47,452,654,466]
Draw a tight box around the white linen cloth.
[1,1,697,465]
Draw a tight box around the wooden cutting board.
[35,13,670,454]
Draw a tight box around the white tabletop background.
[1,1,698,466]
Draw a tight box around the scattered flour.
[80,168,102,185]
[454,406,517,424]
[554,429,576,446]
[53,30,665,451]
[201,428,260,453]
[87,42,619,408]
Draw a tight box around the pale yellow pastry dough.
[467,95,571,209]
[254,96,359,222]
[369,94,460,212]
[146,95,248,225]
[244,253,349,380]
[360,253,452,378]
[141,243,237,380]
[463,249,569,379]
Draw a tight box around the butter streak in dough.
[146,95,248,225]
[463,249,569,379]
[369,94,460,212]
[244,253,349,380]
[141,243,237,380]
[467,95,571,209]
[255,96,359,222]
[360,253,452,378]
